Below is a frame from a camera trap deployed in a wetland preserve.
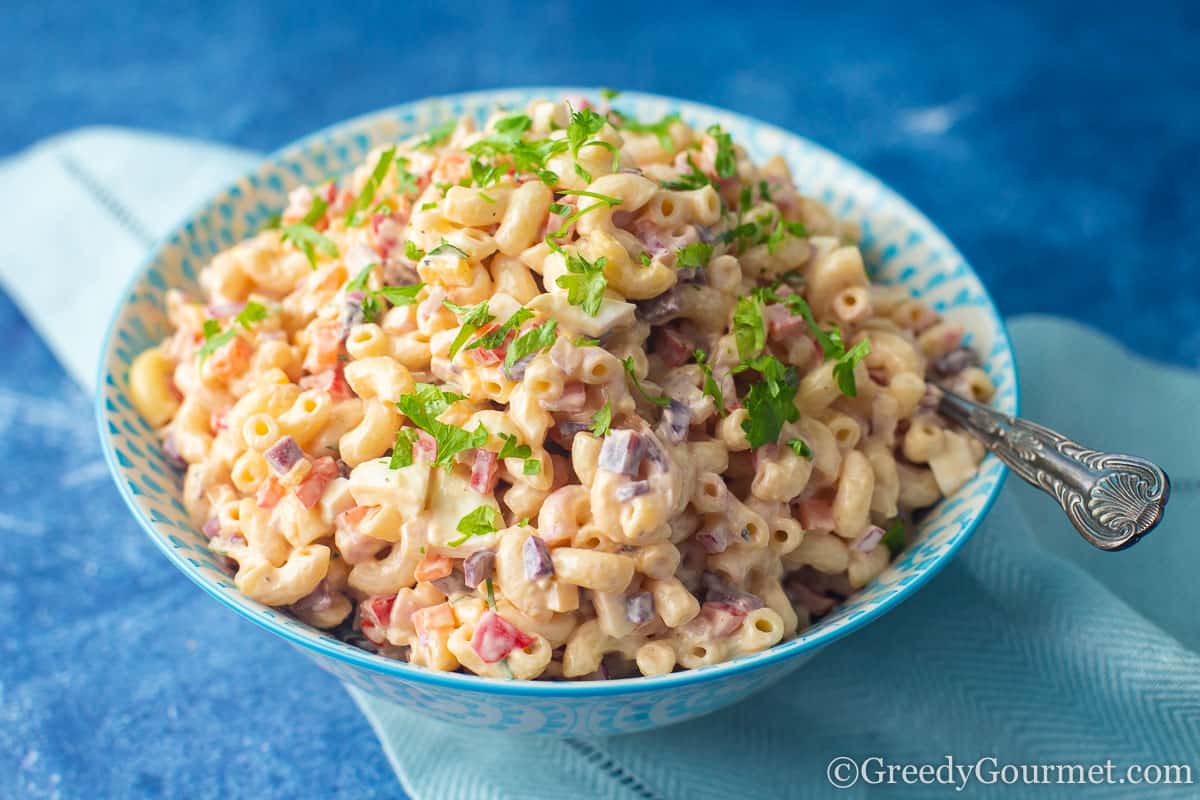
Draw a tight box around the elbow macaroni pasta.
[130,97,990,680]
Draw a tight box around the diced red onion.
[162,435,187,470]
[933,347,980,378]
[469,449,499,495]
[201,518,221,539]
[598,429,646,476]
[658,399,692,444]
[785,579,837,616]
[853,525,885,553]
[625,592,655,625]
[292,579,336,614]
[504,353,535,381]
[265,435,303,476]
[432,570,469,597]
[463,549,496,589]
[700,572,764,612]
[635,289,684,325]
[698,601,748,638]
[523,535,554,580]
[542,381,588,412]
[615,480,651,503]
[206,301,246,319]
[695,527,729,554]
[653,328,692,369]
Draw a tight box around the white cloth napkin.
[5,129,1196,799]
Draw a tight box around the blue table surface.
[1,1,1197,797]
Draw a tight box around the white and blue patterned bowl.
[96,88,1018,735]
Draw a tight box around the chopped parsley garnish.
[707,125,736,178]
[449,505,501,546]
[694,349,726,415]
[404,240,425,261]
[759,180,772,202]
[259,212,281,232]
[720,221,759,247]
[416,120,456,150]
[661,155,713,191]
[732,293,767,361]
[428,238,469,259]
[566,107,610,157]
[545,192,622,248]
[523,459,541,476]
[504,319,558,374]
[733,354,800,448]
[395,384,487,471]
[676,241,713,269]
[281,215,338,269]
[555,251,609,316]
[833,338,871,397]
[787,437,813,460]
[574,336,599,347]
[346,264,424,323]
[197,301,268,363]
[613,111,680,150]
[600,88,621,101]
[590,401,612,437]
[881,519,907,553]
[465,308,533,352]
[765,217,808,255]
[485,577,497,610]
[470,157,505,189]
[444,300,495,359]
[345,146,396,226]
[622,357,671,407]
[638,251,653,266]
[389,428,419,469]
[497,433,532,461]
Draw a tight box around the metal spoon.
[934,387,1170,551]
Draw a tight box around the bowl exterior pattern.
[97,88,1017,735]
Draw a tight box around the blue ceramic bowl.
[96,88,1018,735]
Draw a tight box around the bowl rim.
[95,86,1019,697]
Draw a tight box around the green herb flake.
[881,519,907,553]
[504,319,558,374]
[734,354,800,448]
[555,252,609,316]
[416,120,456,151]
[694,349,726,415]
[396,386,487,471]
[707,125,736,178]
[390,428,419,469]
[590,401,612,437]
[676,241,713,269]
[197,301,268,363]
[444,300,495,359]
[787,437,813,460]
[833,338,871,397]
[622,357,671,407]
[448,505,501,546]
[345,146,396,226]
[404,240,426,261]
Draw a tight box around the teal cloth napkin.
[3,130,1196,799]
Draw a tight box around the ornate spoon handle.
[935,388,1170,550]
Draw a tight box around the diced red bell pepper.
[414,552,453,583]
[302,320,344,374]
[207,336,253,382]
[699,601,748,638]
[256,478,284,509]
[471,611,535,663]
[299,365,355,402]
[295,456,339,509]
[469,449,499,495]
[796,498,836,533]
[412,602,457,638]
[358,594,396,644]
[413,430,438,464]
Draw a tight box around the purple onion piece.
[625,592,655,625]
[785,580,837,616]
[265,435,304,476]
[556,420,592,441]
[695,527,729,554]
[432,570,469,597]
[201,518,221,539]
[695,224,717,244]
[642,437,668,469]
[932,347,980,378]
[336,458,352,479]
[207,301,246,319]
[523,536,554,580]
[635,289,684,325]
[504,353,535,382]
[292,579,336,614]
[853,525,885,553]
[162,435,187,470]
[382,262,420,286]
[615,480,651,503]
[342,293,366,330]
[598,430,646,476]
[463,549,496,589]
[675,267,706,284]
[700,572,764,612]
[658,399,692,444]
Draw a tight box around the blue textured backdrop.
[1,1,1197,797]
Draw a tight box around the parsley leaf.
[735,354,800,448]
[465,308,533,352]
[497,433,532,461]
[523,459,541,476]
[787,437,813,459]
[780,293,844,360]
[404,240,425,261]
[676,241,713,269]
[567,107,607,157]
[444,300,495,359]
[448,505,501,546]
[281,221,338,269]
[622,357,671,407]
[555,251,608,316]
[600,88,621,101]
[396,385,487,471]
[590,401,612,437]
[574,336,599,347]
[345,146,396,226]
[416,120,456,150]
[485,577,497,610]
[375,285,424,307]
[390,428,419,469]
[504,319,558,374]
[832,338,871,397]
[661,155,713,191]
[638,251,652,266]
[429,238,469,259]
[197,301,268,363]
[470,157,504,189]
[707,125,736,178]
[346,263,375,293]
[732,294,767,360]
[694,349,726,415]
[759,180,772,202]
[881,519,907,553]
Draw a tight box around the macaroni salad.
[129,96,993,680]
